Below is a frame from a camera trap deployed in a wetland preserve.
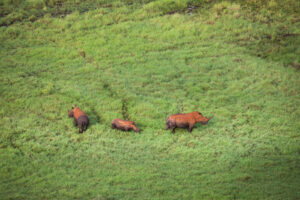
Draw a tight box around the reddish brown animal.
[68,106,89,133]
[166,111,213,133]
[111,119,140,133]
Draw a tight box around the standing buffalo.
[68,106,89,133]
[166,111,213,133]
[111,119,140,133]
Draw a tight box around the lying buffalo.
[111,119,140,133]
[166,111,213,133]
[68,106,89,133]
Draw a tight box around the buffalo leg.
[73,118,78,126]
[188,124,194,132]
[83,122,87,131]
[78,123,83,133]
[170,125,176,133]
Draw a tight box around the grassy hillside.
[0,0,299,199]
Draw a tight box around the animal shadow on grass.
[197,117,215,135]
[194,122,211,131]
[186,118,214,134]
[86,107,102,127]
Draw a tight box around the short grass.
[0,1,300,199]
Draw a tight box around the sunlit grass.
[0,1,299,199]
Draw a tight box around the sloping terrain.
[0,1,299,199]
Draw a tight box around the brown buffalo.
[68,106,89,133]
[111,119,140,133]
[166,111,213,133]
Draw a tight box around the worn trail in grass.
[0,2,299,200]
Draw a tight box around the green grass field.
[0,1,300,199]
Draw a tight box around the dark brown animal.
[111,119,140,133]
[68,106,89,133]
[166,111,213,133]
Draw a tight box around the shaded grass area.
[0,2,300,200]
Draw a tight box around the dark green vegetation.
[1,0,299,199]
